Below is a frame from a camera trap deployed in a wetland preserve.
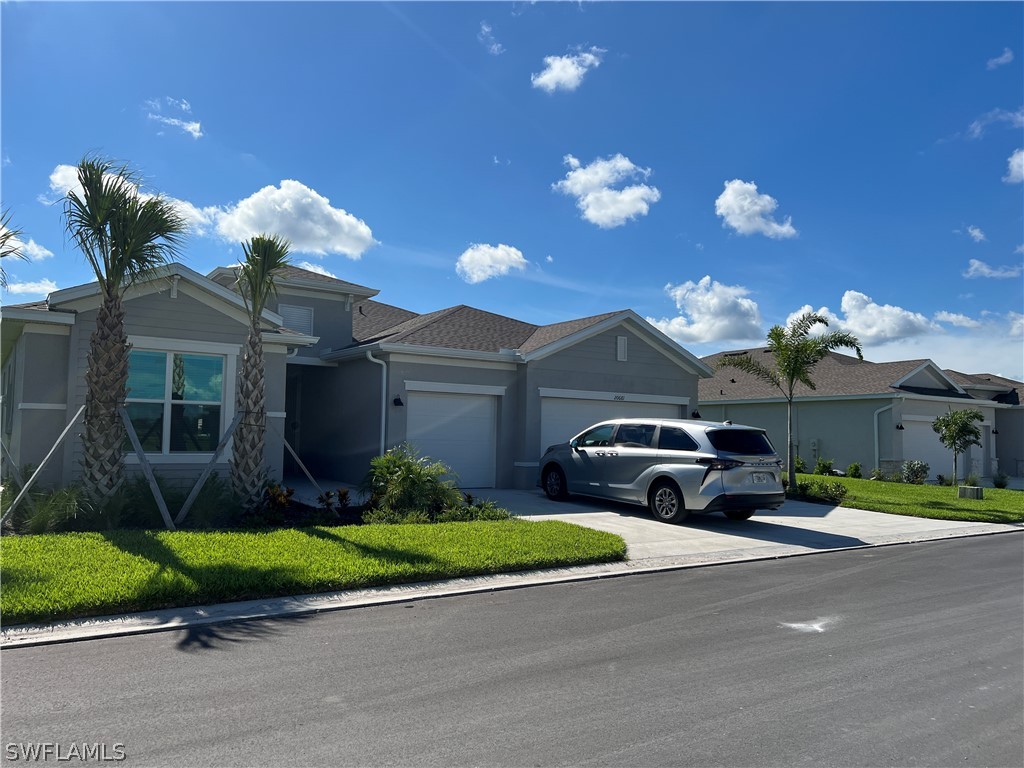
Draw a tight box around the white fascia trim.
[22,323,71,336]
[128,336,241,355]
[524,311,714,378]
[539,387,690,406]
[323,343,520,365]
[261,331,319,348]
[705,392,1010,409]
[277,283,379,301]
[405,380,507,397]
[0,308,76,325]
[893,360,967,395]
[387,352,517,371]
[18,402,67,410]
[49,263,284,326]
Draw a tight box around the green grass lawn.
[0,520,627,626]
[795,474,1024,524]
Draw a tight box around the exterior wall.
[700,397,894,474]
[897,398,999,479]
[386,356,519,487]
[516,327,699,488]
[267,291,352,360]
[3,329,71,489]
[994,406,1023,477]
[61,290,251,489]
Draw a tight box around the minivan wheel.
[543,465,568,501]
[649,481,688,523]
[724,509,755,521]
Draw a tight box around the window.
[659,426,700,452]
[278,304,314,336]
[616,335,628,362]
[614,423,656,447]
[707,429,775,455]
[125,350,224,454]
[578,424,615,447]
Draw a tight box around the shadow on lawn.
[300,526,436,566]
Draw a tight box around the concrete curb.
[3,523,1020,650]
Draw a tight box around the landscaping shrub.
[964,473,980,487]
[993,472,1009,489]
[935,474,954,487]
[813,457,834,476]
[846,462,862,479]
[901,460,930,485]
[870,467,885,481]
[793,455,807,473]
[359,444,511,524]
[789,479,848,504]
[1,486,83,536]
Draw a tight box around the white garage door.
[540,397,681,454]
[902,422,951,481]
[407,391,496,488]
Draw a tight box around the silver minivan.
[538,418,785,523]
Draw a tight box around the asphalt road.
[2,535,1022,768]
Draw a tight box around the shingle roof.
[943,369,1023,389]
[699,349,935,400]
[273,264,374,293]
[351,302,629,356]
[2,300,48,310]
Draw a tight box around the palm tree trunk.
[231,323,267,511]
[81,292,129,499]
[786,397,796,489]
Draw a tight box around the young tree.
[932,408,983,489]
[231,234,291,511]
[64,157,186,499]
[717,313,863,489]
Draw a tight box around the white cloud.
[1003,148,1023,183]
[934,311,981,329]
[966,225,986,242]
[987,47,1014,70]
[1010,312,1024,339]
[715,179,797,239]
[531,46,605,93]
[553,153,661,228]
[478,21,504,55]
[148,114,203,139]
[216,180,376,258]
[963,258,1022,279]
[966,106,1024,139]
[4,278,58,295]
[0,225,54,261]
[295,261,337,278]
[1016,245,1024,255]
[455,243,527,284]
[647,275,763,343]
[787,291,937,344]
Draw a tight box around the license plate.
[752,472,770,484]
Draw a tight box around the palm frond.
[236,234,292,324]
[0,209,29,289]
[717,354,782,393]
[787,311,830,339]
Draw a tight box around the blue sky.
[2,2,1022,379]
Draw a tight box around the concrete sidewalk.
[2,492,1019,649]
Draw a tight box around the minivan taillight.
[697,457,744,471]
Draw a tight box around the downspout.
[365,350,387,456]
[873,403,894,470]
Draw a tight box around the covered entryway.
[539,388,687,454]
[406,388,499,488]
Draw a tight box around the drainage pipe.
[873,403,894,471]
[366,350,387,456]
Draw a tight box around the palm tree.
[0,208,28,289]
[64,157,186,499]
[717,313,863,489]
[231,234,291,511]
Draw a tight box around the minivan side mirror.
[570,438,581,452]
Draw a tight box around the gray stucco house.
[2,263,713,492]
[698,349,1023,482]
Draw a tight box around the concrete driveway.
[481,489,1021,568]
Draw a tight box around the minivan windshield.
[707,429,775,455]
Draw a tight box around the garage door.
[540,397,681,455]
[407,391,496,488]
[902,422,951,481]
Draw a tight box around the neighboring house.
[2,263,713,492]
[698,349,1023,481]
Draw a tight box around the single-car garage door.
[407,391,497,488]
[540,397,682,454]
[902,421,951,482]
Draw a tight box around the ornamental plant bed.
[0,520,627,626]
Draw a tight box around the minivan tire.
[649,481,688,523]
[542,465,569,501]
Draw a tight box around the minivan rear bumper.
[703,492,786,512]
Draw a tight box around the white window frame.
[125,337,238,464]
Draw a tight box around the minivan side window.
[614,423,656,447]
[579,424,615,447]
[659,427,700,452]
